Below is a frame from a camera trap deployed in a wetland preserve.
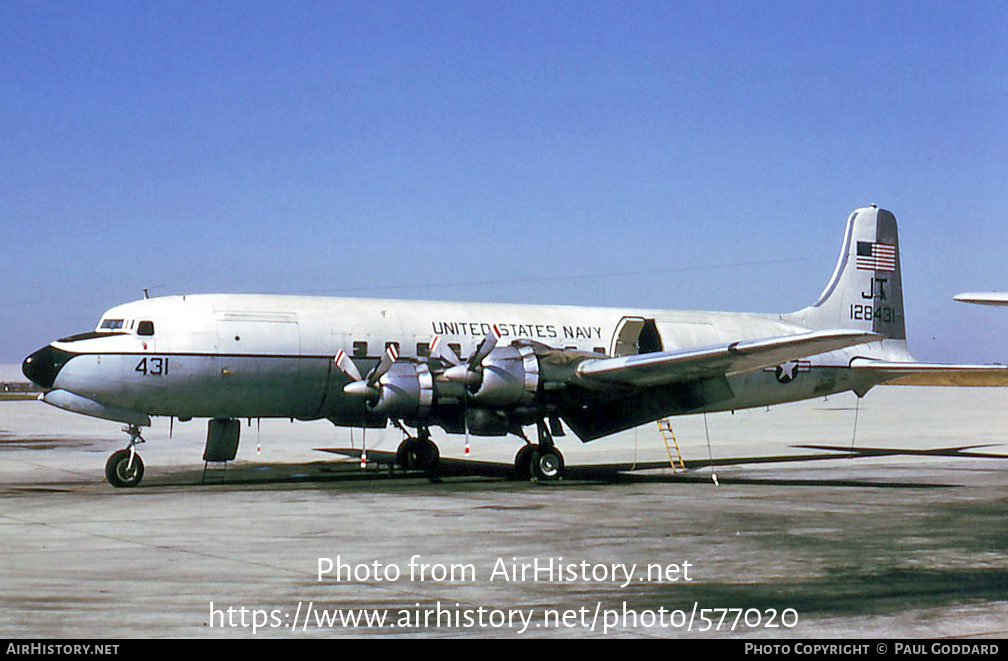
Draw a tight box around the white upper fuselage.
[90,293,809,359]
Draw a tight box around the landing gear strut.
[514,420,565,482]
[395,427,440,482]
[106,424,146,488]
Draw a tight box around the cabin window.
[385,341,400,354]
[416,342,430,357]
[448,343,462,358]
[594,346,606,354]
[352,341,368,358]
[100,319,124,330]
[137,320,155,336]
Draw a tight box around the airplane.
[21,205,1008,488]
[954,292,1008,306]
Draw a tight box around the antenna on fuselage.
[143,288,150,300]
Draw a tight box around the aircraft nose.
[22,345,63,389]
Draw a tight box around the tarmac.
[1,385,1007,638]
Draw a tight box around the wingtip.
[953,292,1008,306]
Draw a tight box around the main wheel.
[396,437,439,472]
[514,444,538,480]
[396,438,421,471]
[105,449,144,488]
[533,448,564,481]
[422,440,441,482]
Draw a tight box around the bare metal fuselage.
[42,293,896,433]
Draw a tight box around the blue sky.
[2,1,1006,364]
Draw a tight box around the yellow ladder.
[657,418,686,472]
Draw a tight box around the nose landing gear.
[105,424,146,488]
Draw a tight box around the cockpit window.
[100,319,124,330]
[137,320,155,336]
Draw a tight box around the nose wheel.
[106,424,146,488]
[106,448,144,487]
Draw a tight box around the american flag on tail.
[856,241,896,271]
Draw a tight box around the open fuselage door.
[609,316,663,357]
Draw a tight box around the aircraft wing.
[850,358,1008,386]
[575,329,880,389]
[954,292,1008,307]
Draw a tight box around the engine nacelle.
[470,344,540,406]
[464,408,509,436]
[369,361,434,418]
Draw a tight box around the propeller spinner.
[339,344,398,399]
[441,324,501,387]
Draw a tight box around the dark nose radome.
[22,345,71,389]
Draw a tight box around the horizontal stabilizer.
[576,329,880,389]
[850,358,1008,387]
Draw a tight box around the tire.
[422,440,441,482]
[419,438,440,472]
[513,444,538,479]
[533,448,564,481]
[106,449,144,488]
[396,437,440,472]
[396,438,420,471]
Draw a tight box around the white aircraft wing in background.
[954,292,1008,306]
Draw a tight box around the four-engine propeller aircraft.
[21,206,1008,487]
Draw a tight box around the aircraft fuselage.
[28,293,886,429]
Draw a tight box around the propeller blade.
[429,335,460,366]
[367,343,399,387]
[334,349,363,381]
[468,324,501,369]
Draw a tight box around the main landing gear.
[105,424,146,488]
[391,420,565,484]
[514,420,565,482]
[395,427,441,482]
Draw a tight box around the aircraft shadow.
[129,442,987,490]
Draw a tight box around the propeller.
[338,344,399,399]
[468,324,502,369]
[430,326,501,457]
[442,324,501,386]
[334,349,362,381]
[429,334,460,366]
[335,345,402,471]
[368,343,398,387]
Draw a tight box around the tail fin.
[790,205,906,340]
